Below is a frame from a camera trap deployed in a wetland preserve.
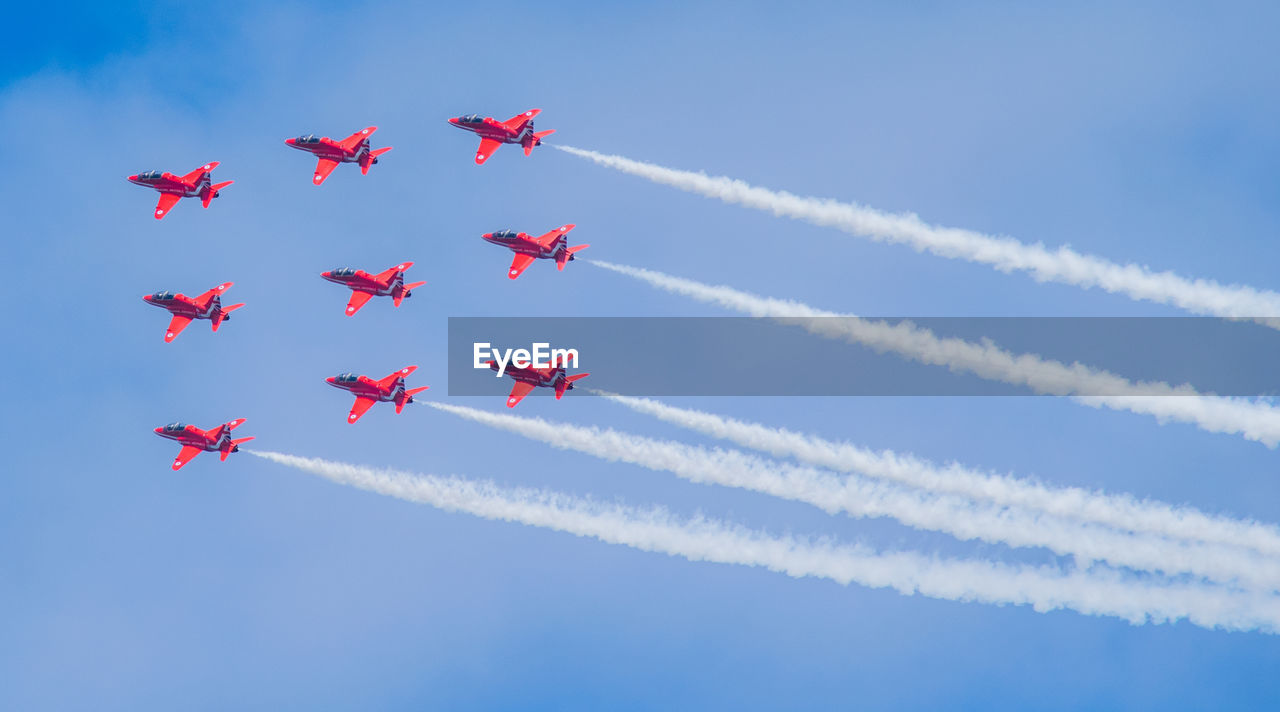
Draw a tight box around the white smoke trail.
[249,449,1280,633]
[601,393,1280,561]
[588,259,1280,447]
[554,144,1280,324]
[426,402,1280,592]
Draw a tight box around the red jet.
[154,418,254,471]
[143,282,244,343]
[486,360,589,408]
[127,162,233,219]
[448,109,555,165]
[326,366,429,424]
[321,262,425,316]
[482,224,589,279]
[285,126,392,185]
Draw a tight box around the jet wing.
[377,366,417,390]
[164,315,193,343]
[312,157,341,185]
[195,282,233,308]
[475,138,503,165]
[501,109,540,129]
[172,445,203,471]
[507,254,537,280]
[154,192,183,220]
[505,381,537,408]
[347,396,378,424]
[179,162,218,184]
[336,127,376,153]
[345,290,375,316]
[536,224,576,248]
[373,262,413,283]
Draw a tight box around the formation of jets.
[145,110,588,468]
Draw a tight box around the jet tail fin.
[395,281,427,307]
[557,244,589,271]
[523,130,556,156]
[211,303,245,332]
[395,386,430,413]
[223,437,255,460]
[203,181,234,207]
[360,147,393,175]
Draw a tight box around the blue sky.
[3,1,1279,709]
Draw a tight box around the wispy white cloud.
[249,449,1280,633]
[556,145,1280,325]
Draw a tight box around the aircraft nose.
[448,117,459,125]
[285,137,296,145]
[127,174,138,182]
[320,271,331,279]
[153,426,163,434]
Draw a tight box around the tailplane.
[395,281,427,307]
[203,181,234,207]
[396,386,431,413]
[211,303,245,332]
[556,244,590,271]
[523,129,556,156]
[361,147,393,174]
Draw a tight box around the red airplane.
[482,224,589,280]
[321,262,425,316]
[142,282,244,343]
[448,109,555,165]
[127,162,233,219]
[154,418,254,471]
[285,126,392,185]
[486,360,589,408]
[326,366,429,424]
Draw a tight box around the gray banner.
[447,317,1280,397]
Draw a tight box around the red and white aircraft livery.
[127,162,233,219]
[154,418,254,471]
[143,282,244,343]
[321,262,425,316]
[482,224,589,280]
[486,360,589,408]
[285,126,392,185]
[326,366,429,424]
[448,109,555,165]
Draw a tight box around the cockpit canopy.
[151,291,176,301]
[138,170,162,181]
[296,134,320,143]
[458,114,483,124]
[163,422,187,432]
[331,268,357,277]
[335,372,359,383]
[490,229,518,239]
